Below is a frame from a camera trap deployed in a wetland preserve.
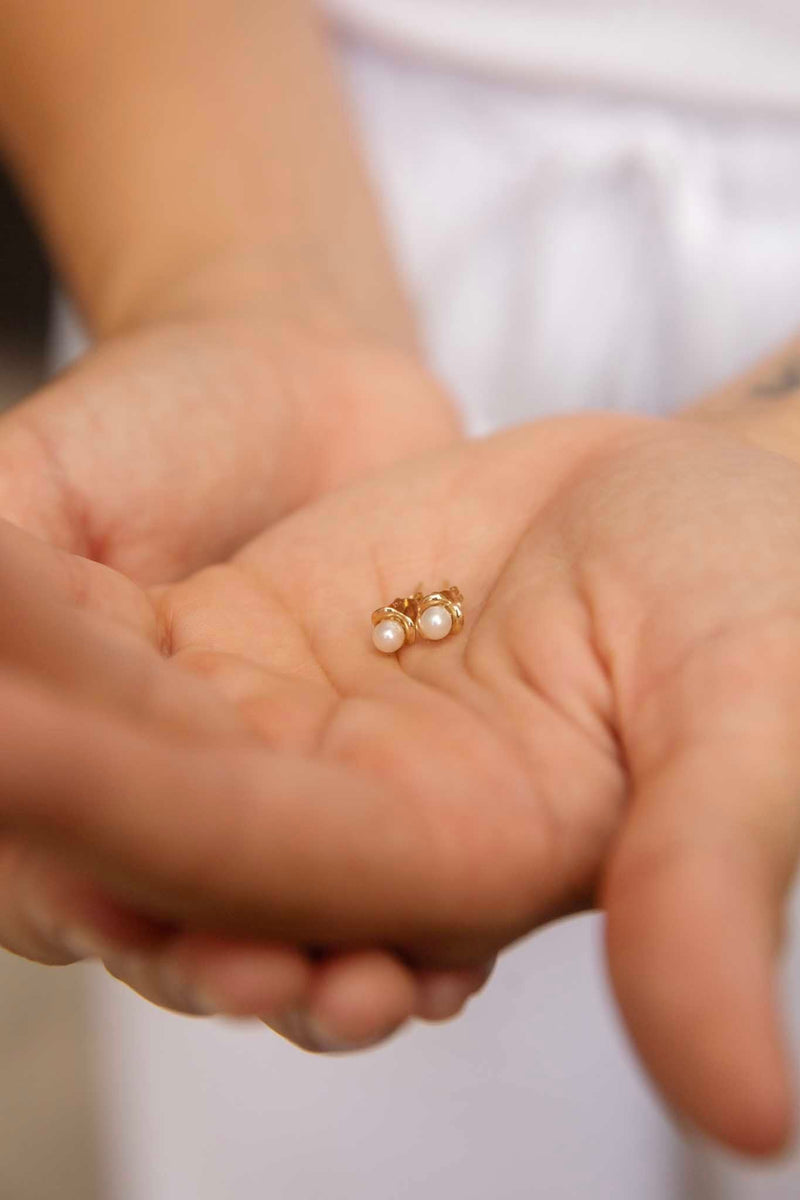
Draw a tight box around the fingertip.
[414,962,494,1022]
[164,936,313,1018]
[414,976,471,1022]
[305,951,417,1049]
[684,1059,795,1159]
[605,840,795,1159]
[719,1084,795,1160]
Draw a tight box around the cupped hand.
[0,519,490,1052]
[4,413,800,1155]
[158,413,800,1155]
[0,310,457,583]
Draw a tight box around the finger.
[100,936,311,1019]
[0,513,151,640]
[158,942,492,1041]
[414,959,496,1022]
[0,675,541,956]
[0,837,315,1015]
[150,934,312,1017]
[0,839,167,965]
[0,520,242,742]
[0,828,457,1041]
[265,951,416,1052]
[604,681,800,1155]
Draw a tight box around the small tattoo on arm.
[752,360,800,398]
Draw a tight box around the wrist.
[678,333,800,464]
[683,407,800,464]
[96,237,417,349]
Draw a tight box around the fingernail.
[158,964,219,1017]
[303,1014,364,1053]
[191,989,223,1017]
[299,1011,398,1054]
[276,1007,356,1052]
[60,927,114,961]
[418,978,471,1021]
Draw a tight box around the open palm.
[3,412,800,1155]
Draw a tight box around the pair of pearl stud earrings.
[371,586,464,654]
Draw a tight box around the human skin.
[0,315,457,582]
[0,0,471,1039]
[3,0,800,1153]
[684,329,800,457]
[3,414,800,1155]
[0,0,458,581]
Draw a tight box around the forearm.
[680,333,800,460]
[0,0,413,347]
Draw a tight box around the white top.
[325,0,800,112]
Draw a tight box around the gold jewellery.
[371,586,464,654]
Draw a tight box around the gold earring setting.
[416,587,464,641]
[371,586,463,654]
[371,596,418,654]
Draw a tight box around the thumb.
[603,662,800,1156]
[0,673,488,960]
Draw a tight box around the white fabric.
[84,26,800,1200]
[325,0,800,112]
[338,44,800,435]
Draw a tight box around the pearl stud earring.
[371,595,418,654]
[371,585,465,654]
[415,586,464,641]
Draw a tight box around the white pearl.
[418,604,452,641]
[372,618,405,654]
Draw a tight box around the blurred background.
[0,168,98,1200]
